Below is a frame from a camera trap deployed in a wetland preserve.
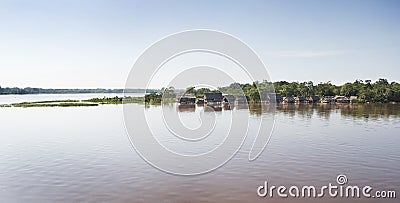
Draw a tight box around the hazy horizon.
[1,0,399,89]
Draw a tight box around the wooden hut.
[283,96,295,103]
[334,96,350,103]
[223,94,236,104]
[236,95,249,104]
[267,93,283,103]
[204,92,223,104]
[176,94,196,104]
[307,95,320,103]
[295,96,306,103]
[321,96,335,103]
[196,99,204,104]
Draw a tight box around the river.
[0,95,399,202]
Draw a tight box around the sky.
[0,0,399,88]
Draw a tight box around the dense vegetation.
[144,79,400,104]
[144,92,163,104]
[272,79,400,103]
[219,79,398,103]
[184,87,221,98]
[181,79,400,103]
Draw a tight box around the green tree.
[185,86,196,95]
[195,88,211,98]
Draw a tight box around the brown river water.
[1,95,399,202]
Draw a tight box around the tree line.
[272,79,400,103]
[148,79,400,103]
[220,79,400,103]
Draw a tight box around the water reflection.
[170,102,400,120]
[1,103,399,202]
[222,103,232,110]
[204,104,222,112]
[177,104,196,112]
[273,103,400,120]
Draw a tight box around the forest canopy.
[186,79,400,103]
[270,79,400,103]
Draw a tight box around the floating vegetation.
[0,96,145,108]
[11,102,98,107]
[27,99,80,103]
[82,96,144,104]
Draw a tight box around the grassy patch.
[28,99,80,103]
[82,96,144,104]
[11,102,98,107]
[1,96,146,108]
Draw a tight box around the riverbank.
[0,96,144,107]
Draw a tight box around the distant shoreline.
[0,88,159,95]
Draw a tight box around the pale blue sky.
[0,0,399,88]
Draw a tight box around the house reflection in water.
[223,103,233,110]
[177,104,196,112]
[171,101,400,121]
[235,103,249,110]
[204,104,222,112]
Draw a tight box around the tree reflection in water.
[153,103,400,121]
[247,103,400,120]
